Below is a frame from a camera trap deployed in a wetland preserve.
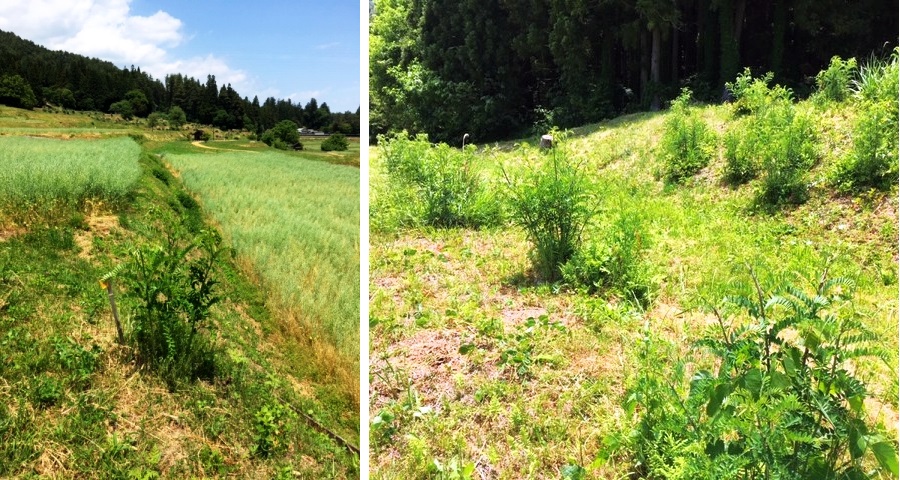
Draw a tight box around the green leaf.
[848,394,864,414]
[707,383,730,417]
[561,464,586,480]
[871,441,899,475]
[782,347,800,376]
[458,343,475,355]
[769,370,790,391]
[849,424,866,459]
[742,368,763,400]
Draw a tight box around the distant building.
[297,127,326,136]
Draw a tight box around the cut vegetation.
[0,107,360,478]
[369,54,898,479]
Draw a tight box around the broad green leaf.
[707,383,730,417]
[871,441,899,475]
[743,368,763,400]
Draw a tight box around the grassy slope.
[0,108,359,478]
[369,102,898,478]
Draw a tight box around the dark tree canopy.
[0,74,37,109]
[0,29,360,135]
[370,0,898,143]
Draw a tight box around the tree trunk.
[671,23,679,84]
[698,0,718,85]
[599,31,616,109]
[640,29,649,103]
[771,0,787,78]
[718,0,739,96]
[733,0,746,45]
[650,26,661,111]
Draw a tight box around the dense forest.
[0,29,360,135]
[370,0,898,143]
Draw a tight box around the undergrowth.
[604,266,898,479]
[658,88,717,183]
[502,132,595,281]
[377,131,501,229]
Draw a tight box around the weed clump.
[112,229,226,389]
[723,71,817,206]
[831,50,899,192]
[658,88,717,183]
[603,267,899,479]
[561,212,652,302]
[377,132,500,229]
[502,131,593,281]
[814,56,857,103]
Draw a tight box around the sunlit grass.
[369,95,898,478]
[166,151,360,388]
[0,136,141,212]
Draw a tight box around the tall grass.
[831,50,900,192]
[0,136,141,212]
[165,151,360,383]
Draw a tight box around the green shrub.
[147,112,166,128]
[726,69,793,116]
[252,402,295,458]
[261,120,299,149]
[561,213,651,302]
[321,133,349,151]
[723,71,817,206]
[832,52,899,192]
[604,268,898,479]
[832,100,899,192]
[722,126,758,185]
[755,105,817,207]
[502,132,593,281]
[114,230,225,389]
[659,88,717,183]
[378,132,500,229]
[814,56,857,103]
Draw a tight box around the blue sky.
[0,0,360,112]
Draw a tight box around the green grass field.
[369,94,898,477]
[165,150,361,397]
[199,136,362,167]
[0,106,360,478]
[0,137,141,212]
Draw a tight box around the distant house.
[297,127,326,136]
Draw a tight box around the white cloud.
[0,0,248,89]
[315,42,340,50]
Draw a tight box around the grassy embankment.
[369,80,898,477]
[0,106,360,478]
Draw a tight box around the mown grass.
[164,150,361,403]
[0,125,359,477]
[369,92,898,478]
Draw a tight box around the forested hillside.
[0,29,360,135]
[370,0,897,143]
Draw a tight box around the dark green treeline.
[0,29,360,135]
[370,0,897,143]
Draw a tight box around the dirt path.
[191,141,257,153]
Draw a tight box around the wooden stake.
[105,279,125,344]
